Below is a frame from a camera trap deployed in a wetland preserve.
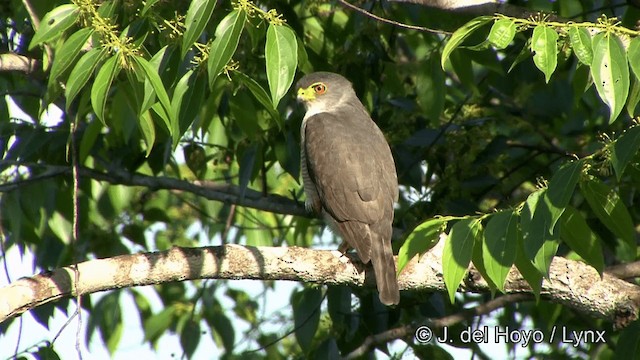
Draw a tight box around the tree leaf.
[179,319,200,358]
[628,37,640,82]
[238,143,259,201]
[139,110,156,157]
[514,230,542,301]
[441,16,494,69]
[234,72,282,128]
[132,55,175,139]
[569,27,593,66]
[531,25,558,83]
[49,27,94,84]
[417,55,446,121]
[265,24,298,108]
[397,217,447,274]
[65,49,107,110]
[488,18,516,50]
[520,189,559,277]
[544,160,583,231]
[627,76,640,118]
[591,32,630,123]
[292,287,321,353]
[559,206,604,274]
[612,126,640,180]
[88,292,122,354]
[208,10,246,88]
[182,0,217,57]
[141,0,162,16]
[443,218,480,303]
[482,211,518,292]
[91,54,121,123]
[144,306,176,342]
[29,4,80,49]
[580,177,635,253]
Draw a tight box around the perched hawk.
[296,72,400,305]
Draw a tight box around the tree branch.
[2,242,639,327]
[0,53,42,76]
[344,293,532,359]
[0,163,309,218]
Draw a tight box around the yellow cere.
[297,87,316,101]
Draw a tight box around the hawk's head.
[296,72,355,114]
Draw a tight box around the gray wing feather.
[304,109,398,291]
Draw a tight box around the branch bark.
[0,163,309,218]
[2,242,639,327]
[0,54,42,76]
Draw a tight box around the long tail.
[370,230,400,305]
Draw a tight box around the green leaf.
[88,292,123,354]
[508,39,532,73]
[544,160,583,231]
[91,55,121,123]
[580,177,635,252]
[472,229,497,294]
[482,211,518,292]
[141,0,162,16]
[443,218,480,303]
[182,0,217,57]
[488,19,516,50]
[139,111,156,157]
[514,231,542,300]
[207,307,235,352]
[292,287,321,353]
[441,16,494,69]
[627,76,640,118]
[180,319,200,358]
[234,72,282,128]
[417,56,446,121]
[238,143,259,200]
[176,71,206,135]
[144,306,176,342]
[591,32,630,123]
[79,118,103,163]
[569,27,593,66]
[132,55,175,139]
[559,206,604,274]
[29,4,80,49]
[612,126,640,180]
[397,217,447,274]
[230,91,259,138]
[49,27,94,84]
[66,48,107,110]
[208,10,246,88]
[266,24,298,108]
[520,190,559,277]
[615,320,640,359]
[531,25,559,83]
[171,70,195,131]
[628,37,640,82]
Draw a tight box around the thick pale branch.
[0,54,42,76]
[2,243,639,327]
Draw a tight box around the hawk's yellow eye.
[312,84,326,94]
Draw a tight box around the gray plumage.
[296,72,400,305]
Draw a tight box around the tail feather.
[370,231,399,305]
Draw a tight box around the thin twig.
[336,0,450,34]
[21,0,53,68]
[344,293,532,359]
[70,114,83,358]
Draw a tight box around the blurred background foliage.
[1,0,640,358]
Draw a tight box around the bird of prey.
[296,72,400,305]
